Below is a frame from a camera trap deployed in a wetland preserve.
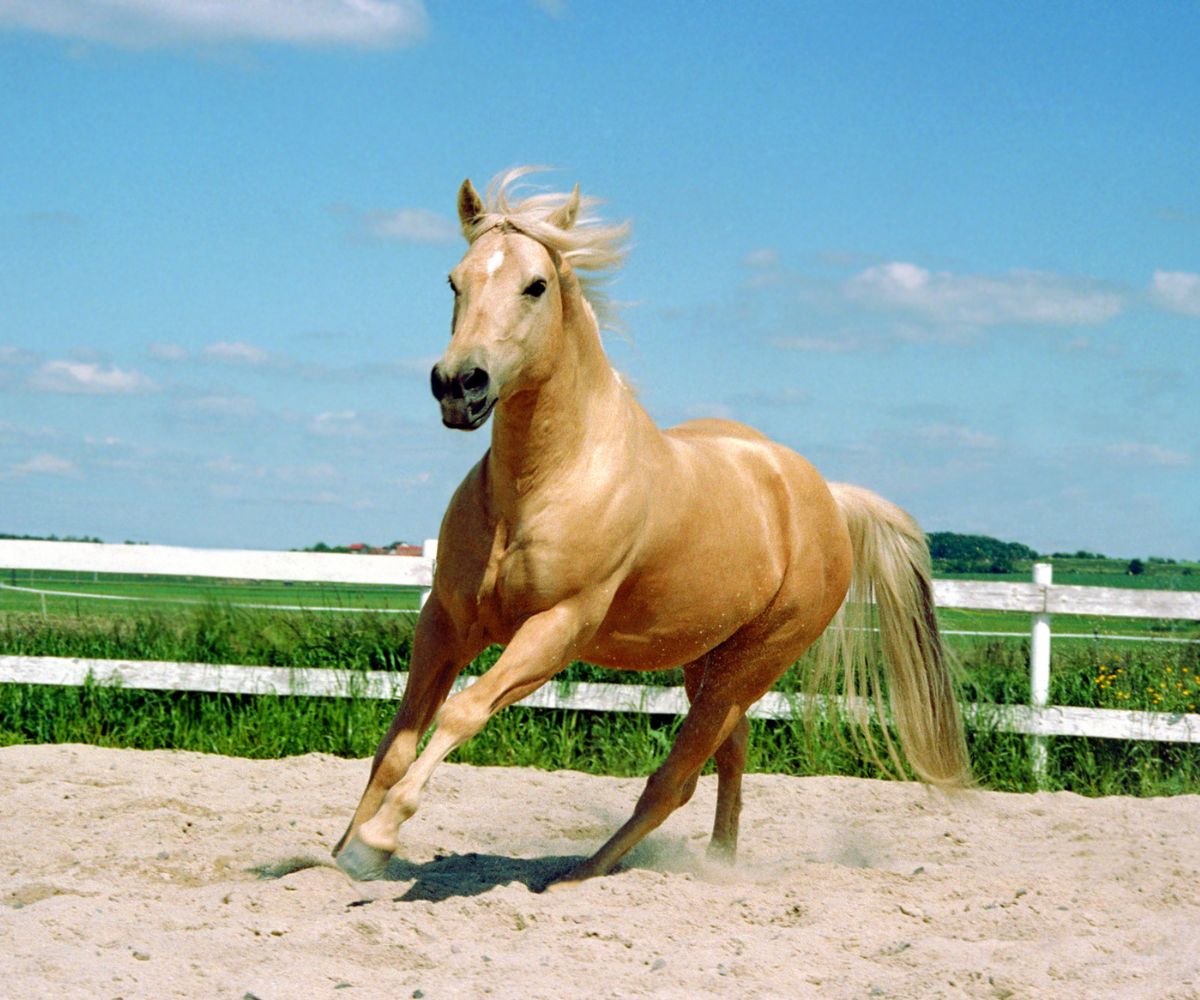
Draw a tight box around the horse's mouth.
[441,394,496,431]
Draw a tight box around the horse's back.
[665,419,830,504]
[664,418,832,512]
[665,417,772,443]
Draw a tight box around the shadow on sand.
[250,851,582,902]
[378,852,581,901]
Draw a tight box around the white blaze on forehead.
[486,250,505,276]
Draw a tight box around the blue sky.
[1,1,1197,558]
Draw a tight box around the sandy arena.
[1,743,1197,999]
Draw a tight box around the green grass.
[939,563,1200,590]
[6,567,1196,642]
[0,604,418,670]
[1,680,1195,797]
[1,601,1197,796]
[0,569,422,615]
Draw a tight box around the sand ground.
[2,744,1198,999]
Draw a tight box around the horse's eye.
[523,278,547,299]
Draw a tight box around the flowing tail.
[814,483,971,787]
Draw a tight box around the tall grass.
[1,605,1197,796]
[0,605,415,670]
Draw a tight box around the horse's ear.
[547,184,580,231]
[457,179,484,236]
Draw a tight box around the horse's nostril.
[430,365,450,401]
[460,367,490,395]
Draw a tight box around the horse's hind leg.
[549,624,810,888]
[551,689,745,887]
[682,662,749,863]
[708,713,749,862]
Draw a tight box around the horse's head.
[430,178,581,431]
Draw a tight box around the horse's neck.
[487,282,637,513]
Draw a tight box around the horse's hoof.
[539,861,597,892]
[335,835,392,881]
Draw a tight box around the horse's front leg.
[335,599,593,880]
[333,592,477,859]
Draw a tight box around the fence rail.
[1,655,1197,745]
[0,539,434,588]
[3,541,1199,777]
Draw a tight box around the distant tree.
[926,532,1038,574]
[1127,558,1145,576]
[1,532,101,543]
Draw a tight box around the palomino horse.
[335,169,970,886]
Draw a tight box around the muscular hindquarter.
[580,426,853,671]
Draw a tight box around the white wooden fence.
[2,541,1198,778]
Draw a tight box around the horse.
[334,168,970,887]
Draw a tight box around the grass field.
[2,575,1198,796]
[940,555,1200,588]
[0,569,423,615]
[2,561,1198,796]
[4,566,1197,641]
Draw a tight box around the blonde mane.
[462,167,630,328]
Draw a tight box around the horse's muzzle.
[431,363,496,430]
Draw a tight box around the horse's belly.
[583,625,723,671]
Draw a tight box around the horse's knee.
[679,771,700,808]
[714,719,749,777]
[639,768,696,816]
[372,736,417,787]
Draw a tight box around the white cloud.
[0,420,60,442]
[845,262,1124,327]
[276,462,338,482]
[203,341,270,365]
[29,360,156,395]
[359,207,459,244]
[178,393,258,417]
[682,402,734,421]
[727,386,809,408]
[743,248,779,269]
[770,334,864,353]
[0,346,38,365]
[206,455,265,477]
[916,423,1001,450]
[310,409,368,436]
[149,342,189,361]
[0,0,429,49]
[1149,271,1200,317]
[1103,442,1191,468]
[11,452,78,477]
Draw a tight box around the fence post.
[1030,561,1053,785]
[418,538,438,610]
